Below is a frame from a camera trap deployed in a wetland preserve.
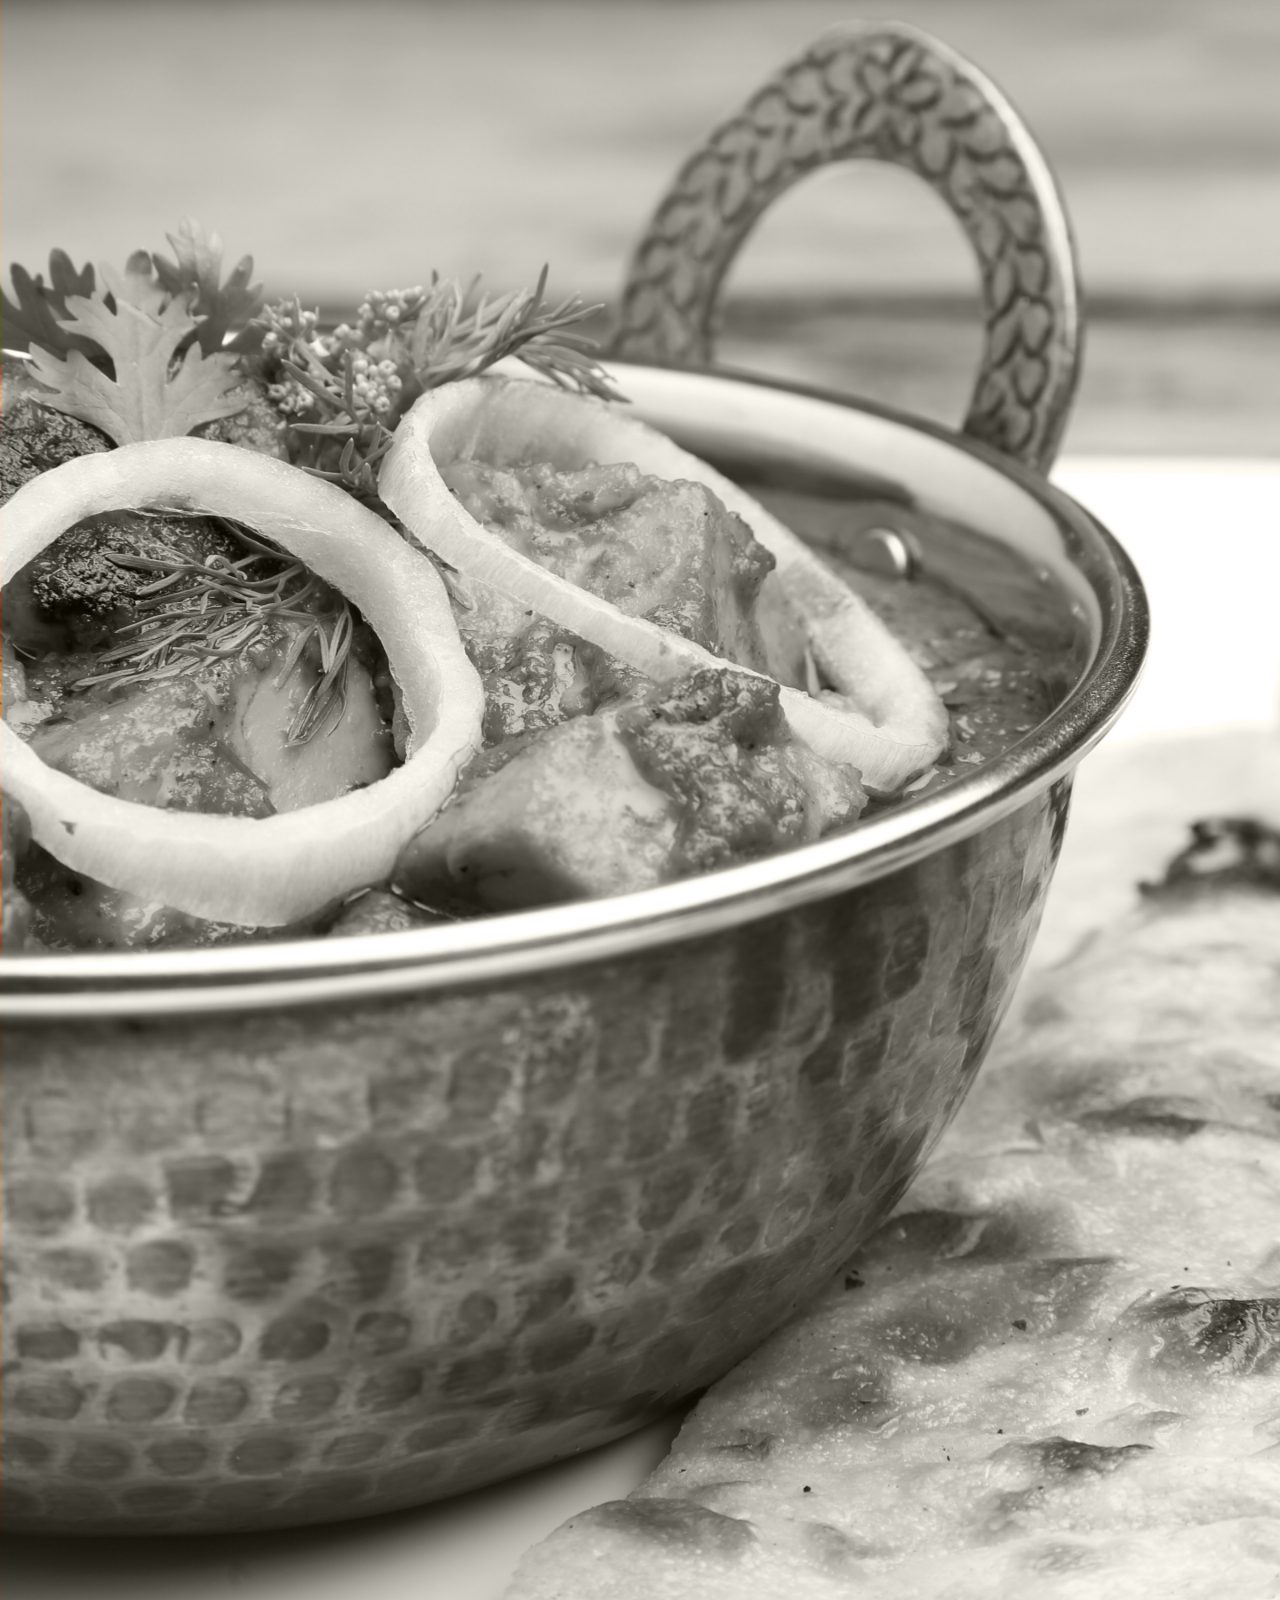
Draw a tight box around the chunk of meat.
[5,511,247,654]
[223,635,393,811]
[443,459,798,743]
[21,622,393,817]
[616,669,866,876]
[443,459,774,653]
[1,351,110,506]
[27,674,274,816]
[450,588,598,746]
[396,670,864,912]
[396,711,678,911]
[197,378,289,458]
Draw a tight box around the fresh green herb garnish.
[1,249,98,362]
[28,269,245,448]
[259,269,620,503]
[150,221,263,356]
[76,517,357,747]
[12,222,263,446]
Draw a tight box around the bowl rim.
[0,361,1149,1018]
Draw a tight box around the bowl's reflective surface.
[0,369,1147,1533]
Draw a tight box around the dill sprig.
[75,516,357,746]
[405,268,619,394]
[256,270,620,503]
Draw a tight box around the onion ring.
[0,438,483,926]
[380,377,948,792]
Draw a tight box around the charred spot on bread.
[1130,1288,1280,1376]
[1004,1436,1154,1478]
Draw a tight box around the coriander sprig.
[257,271,620,502]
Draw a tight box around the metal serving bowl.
[0,24,1147,1534]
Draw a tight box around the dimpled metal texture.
[613,20,1080,474]
[0,782,1069,1533]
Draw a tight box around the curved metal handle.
[612,23,1082,474]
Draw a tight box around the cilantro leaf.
[151,219,264,354]
[28,265,245,446]
[1,250,102,362]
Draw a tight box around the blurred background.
[4,0,1278,453]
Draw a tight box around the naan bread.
[507,733,1280,1599]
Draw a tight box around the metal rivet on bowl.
[848,527,918,579]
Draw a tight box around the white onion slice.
[0,438,484,926]
[380,377,948,792]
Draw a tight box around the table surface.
[5,454,1278,1597]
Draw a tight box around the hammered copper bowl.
[0,24,1148,1536]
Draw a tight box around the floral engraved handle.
[612,23,1081,473]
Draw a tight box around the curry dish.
[0,226,1075,954]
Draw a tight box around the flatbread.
[506,732,1280,1599]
